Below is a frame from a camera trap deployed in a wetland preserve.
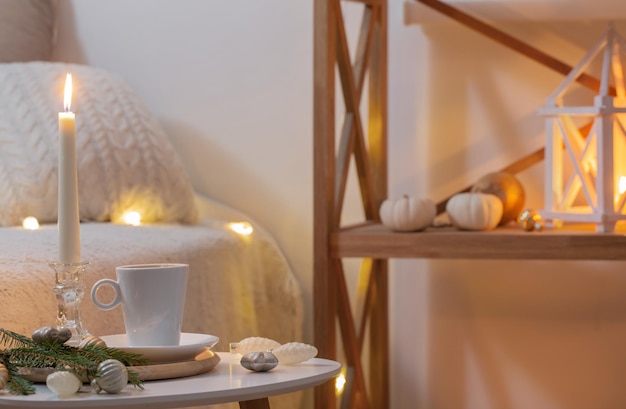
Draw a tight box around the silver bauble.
[32,326,72,345]
[94,359,128,394]
[240,351,279,372]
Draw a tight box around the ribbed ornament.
[94,359,128,394]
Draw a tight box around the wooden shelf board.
[331,222,626,260]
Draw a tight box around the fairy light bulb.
[22,216,40,230]
[122,211,141,226]
[335,371,347,396]
[229,222,253,236]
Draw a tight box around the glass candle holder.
[49,261,90,344]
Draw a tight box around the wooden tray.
[18,349,221,383]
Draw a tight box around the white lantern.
[540,24,626,232]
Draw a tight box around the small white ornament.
[232,337,281,355]
[94,359,128,394]
[272,342,318,365]
[46,371,82,397]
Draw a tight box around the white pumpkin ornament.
[46,371,82,397]
[470,172,525,225]
[446,192,503,231]
[379,195,436,232]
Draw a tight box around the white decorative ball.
[272,342,318,365]
[46,371,82,397]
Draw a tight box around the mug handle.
[91,279,122,311]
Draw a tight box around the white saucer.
[100,333,219,364]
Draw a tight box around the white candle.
[58,73,81,264]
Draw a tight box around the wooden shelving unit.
[333,223,626,260]
[313,1,626,408]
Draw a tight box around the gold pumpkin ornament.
[470,172,525,226]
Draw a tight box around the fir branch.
[0,330,148,395]
[1,360,36,396]
[126,369,144,389]
[78,344,147,367]
[5,372,35,396]
[7,347,93,380]
[0,329,35,349]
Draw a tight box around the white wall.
[53,1,626,408]
[53,0,316,340]
[390,10,626,409]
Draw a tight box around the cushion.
[0,62,198,226]
[0,0,56,62]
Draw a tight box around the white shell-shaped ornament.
[46,371,82,397]
[232,337,281,355]
[272,342,318,365]
[94,359,128,394]
[240,351,279,372]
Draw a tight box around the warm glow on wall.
[22,216,39,230]
[228,222,253,236]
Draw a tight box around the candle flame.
[63,73,72,112]
[620,176,626,195]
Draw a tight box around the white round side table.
[0,352,341,409]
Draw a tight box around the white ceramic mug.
[91,263,189,346]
